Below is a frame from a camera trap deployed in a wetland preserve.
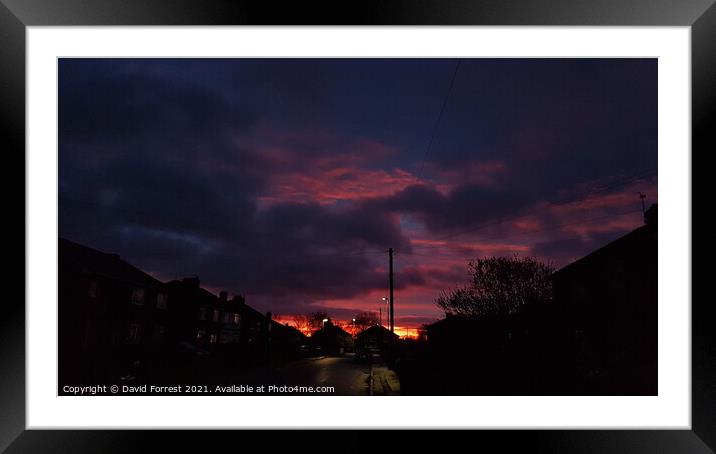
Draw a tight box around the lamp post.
[381,297,389,327]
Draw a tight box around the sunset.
[58,57,657,396]
[58,58,656,332]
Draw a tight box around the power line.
[60,167,655,259]
[415,59,462,181]
[412,169,657,245]
[405,208,643,257]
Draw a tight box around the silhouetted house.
[423,302,567,394]
[59,239,308,387]
[418,208,658,395]
[165,279,264,350]
[311,321,354,355]
[58,238,174,386]
[166,278,225,349]
[268,319,307,362]
[550,205,658,395]
[239,303,269,347]
[426,315,480,351]
[356,324,399,354]
[218,292,243,344]
[165,279,305,369]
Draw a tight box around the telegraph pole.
[388,248,395,333]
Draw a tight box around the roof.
[59,237,162,288]
[271,320,306,339]
[551,223,656,280]
[315,322,352,338]
[357,324,399,339]
[165,279,247,309]
[426,315,481,332]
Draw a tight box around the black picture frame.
[2,0,709,452]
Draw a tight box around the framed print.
[3,0,710,451]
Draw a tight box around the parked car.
[354,346,373,363]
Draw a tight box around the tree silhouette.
[307,311,329,333]
[436,255,554,318]
[291,314,311,335]
[353,311,379,332]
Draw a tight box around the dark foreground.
[59,353,401,396]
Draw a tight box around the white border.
[27,27,691,429]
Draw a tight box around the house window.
[199,307,207,320]
[209,333,218,344]
[233,313,240,325]
[212,309,220,322]
[196,330,206,341]
[154,325,166,339]
[127,324,141,343]
[223,312,231,324]
[156,293,168,310]
[88,280,98,298]
[131,288,145,305]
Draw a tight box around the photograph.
[2,0,708,447]
[57,57,657,397]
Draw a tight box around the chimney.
[644,203,658,226]
[182,276,200,288]
[266,312,273,333]
[231,295,245,306]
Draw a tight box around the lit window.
[127,324,141,343]
[209,333,218,343]
[131,288,145,305]
[196,330,206,341]
[212,309,220,322]
[88,280,98,298]
[156,293,168,310]
[233,313,240,325]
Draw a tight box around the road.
[231,354,372,395]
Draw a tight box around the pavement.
[370,364,401,396]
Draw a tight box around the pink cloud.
[260,167,421,206]
[432,160,507,193]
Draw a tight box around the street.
[231,354,373,395]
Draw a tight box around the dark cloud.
[58,58,657,322]
[59,60,257,150]
[366,183,533,234]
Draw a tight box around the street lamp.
[380,297,390,327]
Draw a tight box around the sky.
[58,58,657,332]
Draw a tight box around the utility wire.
[412,169,657,245]
[414,59,462,181]
[61,168,655,259]
[405,208,643,257]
